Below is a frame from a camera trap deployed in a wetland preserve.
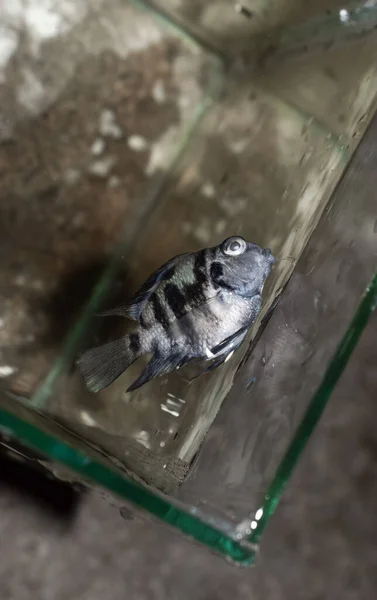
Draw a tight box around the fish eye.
[221,236,247,256]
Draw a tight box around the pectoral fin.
[211,325,249,356]
[192,353,231,379]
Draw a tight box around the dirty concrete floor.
[0,309,376,600]
[1,1,376,597]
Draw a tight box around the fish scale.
[77,237,275,393]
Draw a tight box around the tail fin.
[77,336,138,393]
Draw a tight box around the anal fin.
[127,353,184,392]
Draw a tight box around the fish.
[77,236,275,393]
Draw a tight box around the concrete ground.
[0,310,376,600]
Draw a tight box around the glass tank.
[0,0,377,564]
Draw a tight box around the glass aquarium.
[0,0,377,564]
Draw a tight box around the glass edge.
[0,404,255,566]
[1,273,375,564]
[247,271,377,544]
[130,0,226,60]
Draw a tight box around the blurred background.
[0,0,376,598]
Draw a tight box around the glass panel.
[0,0,376,563]
[0,0,222,401]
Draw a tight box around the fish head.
[213,236,275,297]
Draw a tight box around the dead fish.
[77,236,275,393]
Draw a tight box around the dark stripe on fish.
[181,250,208,308]
[129,332,140,353]
[177,312,195,337]
[183,282,204,308]
[210,261,235,291]
[210,262,224,286]
[163,266,175,280]
[164,283,186,319]
[193,249,207,285]
[150,293,169,328]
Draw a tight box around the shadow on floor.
[0,447,83,523]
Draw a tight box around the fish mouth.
[262,248,275,264]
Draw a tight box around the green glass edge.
[1,273,375,565]
[130,0,226,60]
[249,271,377,544]
[0,406,254,565]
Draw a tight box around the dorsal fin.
[98,252,190,322]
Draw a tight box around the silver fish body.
[77,236,275,393]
